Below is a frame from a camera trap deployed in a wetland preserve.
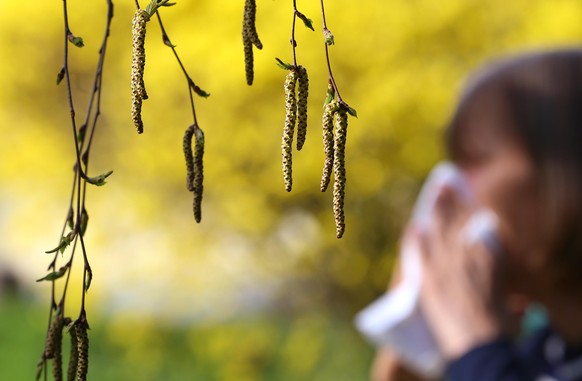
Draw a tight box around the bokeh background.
[1,0,582,380]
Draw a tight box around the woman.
[375,49,582,381]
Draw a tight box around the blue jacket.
[446,326,582,381]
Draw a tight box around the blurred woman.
[375,49,582,381]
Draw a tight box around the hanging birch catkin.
[282,70,298,192]
[67,321,78,381]
[320,101,339,192]
[295,65,309,151]
[43,314,62,360]
[192,127,205,223]
[183,125,196,192]
[332,108,348,238]
[44,314,65,381]
[242,37,255,86]
[131,9,149,134]
[75,319,89,381]
[242,0,262,85]
[183,124,205,222]
[243,0,262,49]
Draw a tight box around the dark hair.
[447,49,582,288]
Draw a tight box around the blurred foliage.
[0,0,582,380]
[0,298,372,380]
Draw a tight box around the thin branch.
[39,1,114,378]
[155,11,202,125]
[291,0,298,67]
[319,0,344,104]
[81,0,114,197]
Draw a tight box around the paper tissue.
[354,162,499,378]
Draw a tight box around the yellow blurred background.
[0,0,581,380]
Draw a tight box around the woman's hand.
[418,186,507,361]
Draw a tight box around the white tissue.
[355,162,500,378]
[463,210,500,253]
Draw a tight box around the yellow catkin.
[131,9,149,134]
[333,108,348,238]
[67,321,78,381]
[183,125,196,192]
[243,0,262,49]
[193,127,205,223]
[296,65,309,151]
[242,0,262,85]
[282,70,298,192]
[75,319,89,381]
[320,101,339,192]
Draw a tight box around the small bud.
[84,267,93,293]
[80,208,89,237]
[323,28,335,45]
[67,32,84,48]
[162,33,176,48]
[56,67,65,85]
[191,82,210,98]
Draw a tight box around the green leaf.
[145,0,175,17]
[347,106,358,118]
[86,170,113,186]
[275,57,293,71]
[36,266,68,282]
[45,232,75,254]
[296,11,315,31]
[56,67,65,85]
